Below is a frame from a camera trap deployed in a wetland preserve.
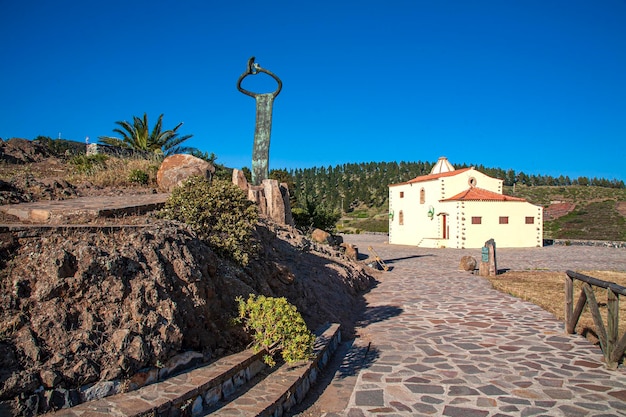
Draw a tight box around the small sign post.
[479,239,497,276]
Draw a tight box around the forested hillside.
[285,161,625,214]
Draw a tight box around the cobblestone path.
[325,235,626,417]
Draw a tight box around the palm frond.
[165,145,198,156]
[98,136,128,148]
[102,113,194,155]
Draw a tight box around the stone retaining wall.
[49,349,267,416]
[546,239,626,249]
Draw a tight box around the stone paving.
[0,193,168,223]
[321,235,626,417]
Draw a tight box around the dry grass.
[486,270,626,345]
[1,155,161,189]
[67,157,160,188]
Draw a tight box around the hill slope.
[506,185,626,241]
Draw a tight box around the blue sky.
[1,1,625,181]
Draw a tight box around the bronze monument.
[237,56,282,186]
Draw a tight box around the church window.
[471,216,482,224]
[420,188,425,204]
[525,217,534,224]
[499,216,509,224]
[399,210,404,225]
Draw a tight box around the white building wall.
[389,180,440,245]
[459,201,543,248]
[442,169,502,197]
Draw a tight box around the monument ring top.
[237,56,282,98]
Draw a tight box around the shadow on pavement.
[357,305,403,328]
[384,254,434,264]
[335,341,380,378]
[284,339,381,416]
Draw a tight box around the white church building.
[388,157,543,248]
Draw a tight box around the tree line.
[277,161,625,213]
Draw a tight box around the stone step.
[48,323,341,417]
[0,193,169,224]
[207,322,341,417]
[48,348,268,417]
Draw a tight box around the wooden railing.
[565,270,626,370]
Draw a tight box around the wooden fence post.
[565,274,574,334]
[607,289,619,370]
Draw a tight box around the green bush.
[69,154,109,174]
[160,177,258,266]
[235,294,314,367]
[34,136,85,157]
[128,169,149,185]
[292,202,340,233]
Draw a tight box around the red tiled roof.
[442,187,527,202]
[389,168,472,187]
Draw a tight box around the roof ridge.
[442,186,527,202]
[389,167,472,187]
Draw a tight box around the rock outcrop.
[0,138,52,164]
[157,154,215,192]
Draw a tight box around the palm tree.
[98,113,196,156]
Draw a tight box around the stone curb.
[48,349,267,417]
[212,323,341,417]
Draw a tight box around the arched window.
[399,210,404,225]
[420,188,425,204]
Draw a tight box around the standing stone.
[232,169,248,191]
[280,183,294,226]
[478,239,498,276]
[157,154,215,192]
[263,179,286,225]
[233,171,293,226]
[248,186,267,216]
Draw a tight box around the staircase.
[49,323,341,417]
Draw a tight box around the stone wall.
[546,239,626,249]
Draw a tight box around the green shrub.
[235,294,314,367]
[34,136,85,157]
[160,177,258,266]
[128,169,149,185]
[69,154,109,174]
[292,201,340,233]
